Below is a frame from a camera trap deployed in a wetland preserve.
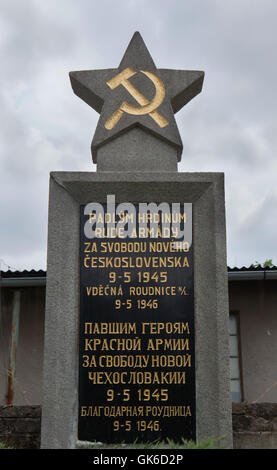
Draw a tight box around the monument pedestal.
[41,171,232,448]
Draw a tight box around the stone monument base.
[41,170,232,449]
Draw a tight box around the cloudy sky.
[0,0,276,271]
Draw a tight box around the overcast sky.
[0,0,276,271]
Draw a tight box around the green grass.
[0,436,227,450]
[0,442,13,449]
[85,436,226,449]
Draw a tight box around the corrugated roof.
[1,266,277,278]
[0,270,46,278]
[228,265,277,271]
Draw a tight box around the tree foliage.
[250,259,274,268]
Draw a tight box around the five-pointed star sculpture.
[69,32,204,163]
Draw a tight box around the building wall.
[229,280,277,403]
[0,287,45,405]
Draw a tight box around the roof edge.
[1,268,277,285]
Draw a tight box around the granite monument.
[41,32,232,449]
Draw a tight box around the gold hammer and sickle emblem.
[105,67,169,130]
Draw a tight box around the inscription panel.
[78,201,195,443]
